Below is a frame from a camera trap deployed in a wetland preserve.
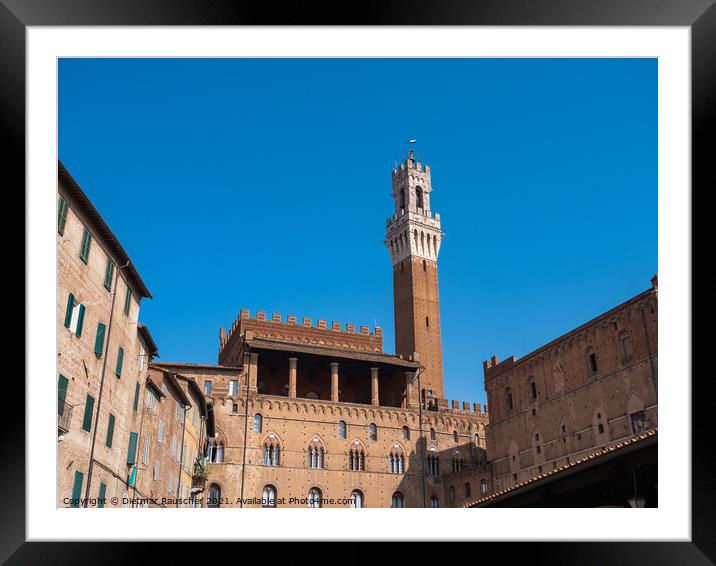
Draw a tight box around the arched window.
[399,188,406,211]
[415,186,424,209]
[205,438,224,464]
[262,435,281,466]
[587,348,598,375]
[465,482,472,498]
[480,480,488,495]
[262,485,277,508]
[427,451,440,477]
[529,379,537,400]
[369,423,377,441]
[350,490,364,508]
[307,487,322,508]
[430,495,439,508]
[448,486,456,506]
[349,442,366,471]
[207,484,221,508]
[402,426,410,440]
[388,445,405,474]
[505,387,513,412]
[453,430,459,443]
[338,420,347,439]
[430,428,436,441]
[451,454,464,472]
[307,438,325,469]
[391,492,405,508]
[253,413,263,433]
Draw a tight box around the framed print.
[4,0,712,562]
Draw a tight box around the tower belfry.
[385,148,445,399]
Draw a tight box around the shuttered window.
[123,287,131,315]
[82,395,94,432]
[94,323,106,357]
[103,259,115,291]
[58,196,69,235]
[58,375,69,416]
[71,470,84,507]
[98,483,107,508]
[105,414,115,448]
[64,293,85,337]
[127,431,139,464]
[115,347,124,377]
[79,227,92,263]
[133,382,140,413]
[143,436,151,465]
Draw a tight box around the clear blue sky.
[59,58,657,406]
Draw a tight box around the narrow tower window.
[425,316,430,328]
[415,186,424,209]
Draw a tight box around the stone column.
[371,367,380,406]
[248,352,259,393]
[331,362,339,402]
[288,357,297,398]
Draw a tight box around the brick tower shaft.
[385,147,445,399]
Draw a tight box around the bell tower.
[385,147,445,399]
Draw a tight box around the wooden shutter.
[97,483,107,508]
[127,431,138,464]
[106,414,115,448]
[115,347,124,377]
[133,382,140,413]
[64,293,74,327]
[58,375,69,416]
[71,470,84,507]
[123,287,131,315]
[94,323,106,356]
[76,304,86,337]
[82,395,94,432]
[58,197,69,234]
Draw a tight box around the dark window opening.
[589,352,598,373]
[425,316,430,328]
[530,381,537,400]
[598,423,605,434]
[415,186,424,209]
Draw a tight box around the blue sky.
[59,58,657,406]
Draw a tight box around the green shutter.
[133,382,140,413]
[105,414,115,448]
[75,304,85,337]
[82,395,94,432]
[58,197,69,235]
[71,470,84,507]
[58,375,69,416]
[123,287,132,315]
[94,323,106,356]
[97,483,107,508]
[115,347,124,377]
[80,228,92,263]
[104,259,114,290]
[127,431,139,464]
[64,293,74,327]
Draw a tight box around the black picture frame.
[4,1,710,562]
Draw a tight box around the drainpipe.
[176,394,188,508]
[239,336,251,508]
[83,260,126,507]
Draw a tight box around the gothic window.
[465,482,472,498]
[430,495,439,508]
[480,480,488,495]
[307,438,325,469]
[430,428,436,441]
[427,452,440,477]
[205,439,224,464]
[448,486,456,506]
[388,445,405,474]
[402,426,410,440]
[307,487,322,508]
[451,454,464,472]
[631,410,647,434]
[350,490,364,508]
[253,413,263,433]
[400,188,406,211]
[415,186,424,209]
[207,484,221,508]
[505,387,513,412]
[391,492,405,508]
[262,485,277,508]
[338,420,347,439]
[262,435,281,466]
[349,442,366,471]
[369,423,377,441]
